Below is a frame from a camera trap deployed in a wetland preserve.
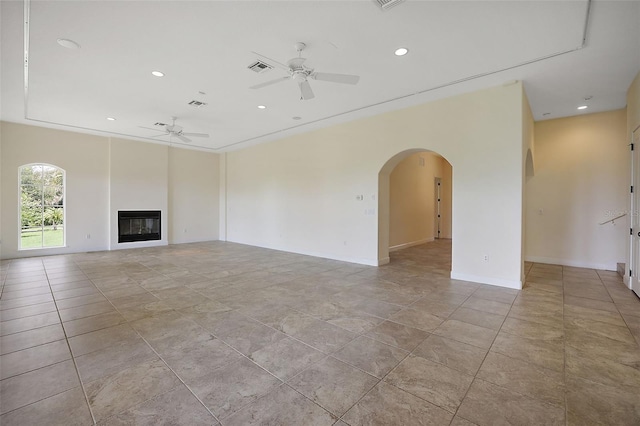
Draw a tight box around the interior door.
[632,127,640,296]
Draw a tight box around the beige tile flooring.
[1,239,639,425]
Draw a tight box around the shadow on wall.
[378,149,453,265]
[525,148,535,181]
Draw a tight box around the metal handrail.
[599,213,627,225]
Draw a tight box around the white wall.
[225,83,526,288]
[0,122,221,258]
[168,147,219,244]
[109,138,169,250]
[389,152,452,249]
[1,122,110,258]
[525,109,628,270]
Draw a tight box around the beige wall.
[525,109,628,270]
[0,122,220,258]
[628,71,640,138]
[389,152,452,248]
[226,83,526,288]
[168,147,220,244]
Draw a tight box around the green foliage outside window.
[19,164,65,249]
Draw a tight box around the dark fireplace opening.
[118,210,161,243]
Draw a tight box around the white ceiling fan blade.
[299,80,315,100]
[181,132,209,138]
[250,76,290,90]
[250,51,290,71]
[175,134,192,143]
[311,72,360,85]
[139,126,165,131]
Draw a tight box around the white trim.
[450,271,522,289]
[525,255,616,271]
[389,237,434,252]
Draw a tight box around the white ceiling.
[1,0,638,152]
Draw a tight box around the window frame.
[18,163,66,251]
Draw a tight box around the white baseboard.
[389,237,434,252]
[450,271,522,289]
[525,256,616,271]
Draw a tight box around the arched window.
[19,164,65,249]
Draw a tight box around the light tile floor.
[1,240,639,425]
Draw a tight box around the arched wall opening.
[378,149,453,266]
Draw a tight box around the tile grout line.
[7,243,632,424]
[599,269,640,348]
[40,260,99,426]
[337,280,486,424]
[75,266,224,425]
[122,261,418,423]
[79,260,350,424]
[445,279,517,423]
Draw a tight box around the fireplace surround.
[118,210,161,243]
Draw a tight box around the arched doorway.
[378,149,452,270]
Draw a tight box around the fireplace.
[118,210,161,243]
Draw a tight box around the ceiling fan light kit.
[250,42,360,101]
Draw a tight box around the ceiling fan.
[249,42,360,100]
[141,116,209,143]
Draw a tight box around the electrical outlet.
[483,254,489,262]
[86,234,91,239]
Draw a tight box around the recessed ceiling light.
[257,105,266,109]
[292,116,302,120]
[577,105,588,110]
[394,47,409,56]
[106,117,116,121]
[57,38,80,49]
[151,71,165,77]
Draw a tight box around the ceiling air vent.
[248,60,273,74]
[154,122,167,127]
[188,100,207,108]
[373,0,405,11]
